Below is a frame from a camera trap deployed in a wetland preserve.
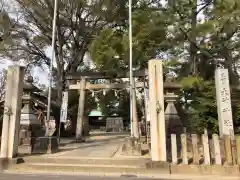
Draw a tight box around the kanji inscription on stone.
[215,68,234,136]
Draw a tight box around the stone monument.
[215,68,234,137]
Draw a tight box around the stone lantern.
[164,74,183,136]
[19,76,41,153]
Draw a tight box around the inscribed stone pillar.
[215,68,234,137]
[148,60,166,161]
[0,66,24,159]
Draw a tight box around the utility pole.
[129,0,139,138]
[129,0,134,136]
[46,0,58,136]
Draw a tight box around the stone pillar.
[148,60,166,162]
[215,68,234,137]
[0,66,24,159]
[76,78,86,141]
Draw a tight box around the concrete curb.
[3,170,240,180]
[3,156,240,178]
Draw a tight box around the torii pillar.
[148,60,166,161]
[76,77,87,141]
[0,66,24,159]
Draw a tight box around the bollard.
[212,134,222,165]
[202,133,210,165]
[181,133,188,164]
[191,134,199,165]
[223,135,233,165]
[171,134,177,164]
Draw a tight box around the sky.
[0,47,94,86]
[0,52,49,85]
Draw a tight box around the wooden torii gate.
[67,60,167,162]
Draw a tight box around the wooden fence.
[170,133,240,166]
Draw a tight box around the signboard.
[60,91,68,123]
[215,69,234,136]
[144,88,150,122]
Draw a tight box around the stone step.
[18,157,151,168]
[8,163,148,174]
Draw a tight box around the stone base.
[19,129,31,146]
[170,164,240,176]
[145,160,170,173]
[32,136,59,154]
[121,137,143,156]
[18,144,32,155]
[0,157,23,170]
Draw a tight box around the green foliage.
[90,28,126,71]
[164,0,240,133]
[180,76,240,134]
[67,90,97,120]
[89,2,168,70]
[233,102,240,131]
[182,79,218,133]
[97,89,130,118]
[180,76,201,89]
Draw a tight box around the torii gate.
[67,70,146,140]
[67,60,167,162]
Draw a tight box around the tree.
[168,0,240,82]
[160,0,240,132]
[180,77,240,134]
[90,1,168,71]
[33,76,47,91]
[0,0,131,104]
[0,69,6,101]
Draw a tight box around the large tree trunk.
[189,0,197,75]
[52,75,63,137]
